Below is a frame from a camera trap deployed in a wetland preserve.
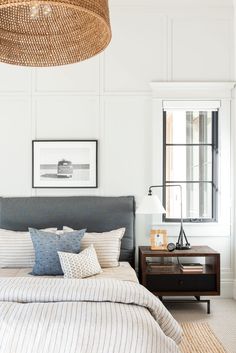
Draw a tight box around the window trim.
[162,109,218,223]
[150,82,233,236]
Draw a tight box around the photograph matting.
[32,140,98,188]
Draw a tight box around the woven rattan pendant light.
[0,0,111,66]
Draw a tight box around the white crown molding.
[110,0,233,9]
[150,82,236,99]
[109,0,233,7]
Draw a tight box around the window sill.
[159,222,218,226]
[151,222,231,237]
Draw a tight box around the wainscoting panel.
[172,18,233,81]
[0,65,31,93]
[104,9,167,92]
[102,96,152,195]
[35,96,100,139]
[34,56,100,93]
[0,98,31,196]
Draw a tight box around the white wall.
[232,0,236,299]
[0,0,234,296]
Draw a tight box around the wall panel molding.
[109,0,233,10]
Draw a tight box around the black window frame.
[162,109,218,223]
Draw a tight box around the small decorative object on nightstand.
[150,229,168,250]
[139,245,220,314]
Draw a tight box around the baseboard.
[220,279,234,298]
[233,279,236,299]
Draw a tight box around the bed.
[0,196,182,353]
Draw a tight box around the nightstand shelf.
[139,245,220,314]
[146,264,215,275]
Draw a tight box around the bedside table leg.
[195,296,210,314]
[207,300,210,314]
[161,297,211,314]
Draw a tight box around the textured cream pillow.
[63,227,125,268]
[0,228,57,268]
[58,245,102,279]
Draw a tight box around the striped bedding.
[64,227,126,268]
[0,277,182,353]
[0,261,139,282]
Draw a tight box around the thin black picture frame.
[32,140,98,189]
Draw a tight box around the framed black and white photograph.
[32,140,98,188]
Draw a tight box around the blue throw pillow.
[29,228,86,276]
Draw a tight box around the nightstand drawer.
[146,274,217,292]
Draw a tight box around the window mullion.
[163,108,217,222]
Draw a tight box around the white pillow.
[58,245,102,279]
[0,228,57,268]
[63,226,125,268]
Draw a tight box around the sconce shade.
[136,195,166,215]
[0,0,111,67]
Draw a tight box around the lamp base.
[175,243,191,250]
[175,225,191,250]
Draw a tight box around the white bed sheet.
[0,261,139,283]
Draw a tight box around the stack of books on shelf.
[180,263,203,273]
[147,260,172,267]
[146,260,174,269]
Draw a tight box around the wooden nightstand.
[139,245,220,314]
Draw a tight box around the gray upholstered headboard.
[0,196,135,266]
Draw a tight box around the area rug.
[180,322,227,353]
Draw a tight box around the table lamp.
[136,184,191,250]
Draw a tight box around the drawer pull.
[178,280,184,286]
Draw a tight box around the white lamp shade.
[136,195,166,214]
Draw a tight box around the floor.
[167,299,236,353]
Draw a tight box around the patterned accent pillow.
[29,228,86,276]
[0,228,58,268]
[58,245,102,279]
[63,227,125,268]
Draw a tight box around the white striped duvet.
[0,278,182,353]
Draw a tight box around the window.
[163,107,218,222]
